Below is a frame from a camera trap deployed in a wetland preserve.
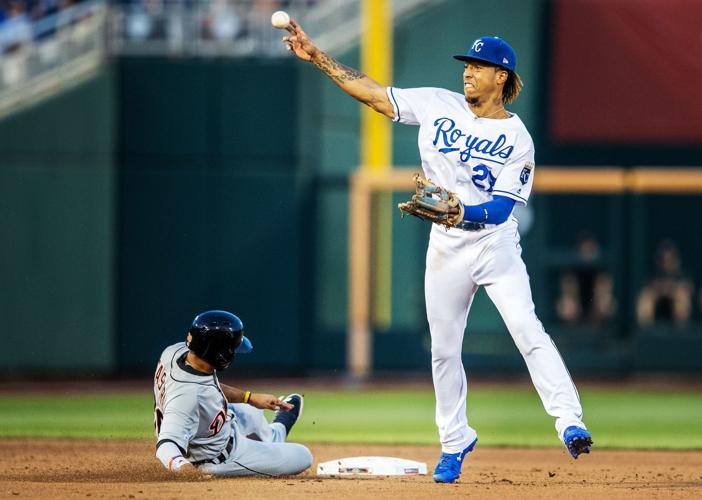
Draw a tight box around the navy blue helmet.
[186,310,252,371]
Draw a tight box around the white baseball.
[271,11,290,29]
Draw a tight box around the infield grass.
[1,388,701,449]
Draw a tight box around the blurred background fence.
[1,0,701,377]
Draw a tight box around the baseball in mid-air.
[271,10,291,29]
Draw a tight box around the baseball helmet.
[186,310,253,371]
[453,36,517,71]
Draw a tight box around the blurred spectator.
[254,0,283,11]
[30,0,61,22]
[30,0,61,40]
[636,240,693,327]
[109,0,325,54]
[125,0,165,41]
[556,232,616,325]
[0,0,32,53]
[1,1,32,86]
[0,3,8,26]
[202,0,242,41]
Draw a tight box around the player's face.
[462,62,505,103]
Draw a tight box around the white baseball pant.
[425,225,585,453]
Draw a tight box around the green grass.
[1,388,701,449]
[0,393,153,439]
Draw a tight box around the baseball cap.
[453,36,517,71]
[235,335,253,354]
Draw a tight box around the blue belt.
[457,221,486,231]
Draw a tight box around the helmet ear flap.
[186,310,246,371]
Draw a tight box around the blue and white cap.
[453,36,517,71]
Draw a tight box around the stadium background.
[1,0,701,380]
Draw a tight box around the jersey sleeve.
[386,87,442,126]
[491,138,536,206]
[156,440,189,471]
[158,391,199,453]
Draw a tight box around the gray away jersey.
[153,342,231,463]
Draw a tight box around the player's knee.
[269,444,312,476]
[283,444,313,475]
[429,321,464,361]
[431,342,461,363]
[299,445,313,471]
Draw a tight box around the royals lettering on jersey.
[432,118,514,163]
[153,343,233,463]
[386,86,535,210]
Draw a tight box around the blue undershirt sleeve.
[463,195,516,225]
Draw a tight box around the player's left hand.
[398,174,465,228]
[249,393,293,411]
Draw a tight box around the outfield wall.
[0,71,116,373]
[113,57,312,372]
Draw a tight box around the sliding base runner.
[153,310,313,477]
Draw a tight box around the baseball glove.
[398,174,464,229]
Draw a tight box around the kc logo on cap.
[454,36,518,72]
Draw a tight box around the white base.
[316,456,427,476]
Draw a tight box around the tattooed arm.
[283,19,394,118]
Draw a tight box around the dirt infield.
[1,439,701,499]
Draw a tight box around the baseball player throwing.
[153,310,312,477]
[281,21,592,483]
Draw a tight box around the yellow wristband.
[243,391,251,404]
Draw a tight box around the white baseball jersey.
[387,86,535,232]
[153,342,231,463]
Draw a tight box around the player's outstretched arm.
[220,383,293,411]
[283,19,394,118]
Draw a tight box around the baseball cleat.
[432,438,477,483]
[273,393,304,436]
[563,426,593,459]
